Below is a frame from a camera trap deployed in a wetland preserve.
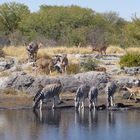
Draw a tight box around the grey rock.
[124,67,140,75]
[3,71,110,95]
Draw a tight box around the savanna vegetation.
[0,2,140,48]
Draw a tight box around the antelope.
[61,54,69,74]
[105,82,117,107]
[33,81,62,110]
[26,42,42,62]
[122,86,140,101]
[35,56,62,75]
[92,45,107,55]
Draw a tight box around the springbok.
[26,42,42,62]
[122,86,140,101]
[92,45,107,55]
[105,82,117,107]
[33,81,62,110]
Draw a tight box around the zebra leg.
[95,98,98,108]
[107,96,111,107]
[110,96,114,107]
[39,100,43,110]
[89,100,93,109]
[52,97,57,109]
[93,98,98,110]
[81,98,85,109]
[75,97,80,109]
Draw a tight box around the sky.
[0,0,140,21]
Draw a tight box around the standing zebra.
[88,86,98,109]
[33,81,62,110]
[105,82,117,107]
[75,84,90,109]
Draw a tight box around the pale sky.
[0,0,140,21]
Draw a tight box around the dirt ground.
[0,93,140,110]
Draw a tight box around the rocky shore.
[0,54,140,110]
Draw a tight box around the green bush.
[81,58,98,72]
[119,53,140,67]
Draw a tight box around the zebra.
[26,42,42,62]
[74,84,90,109]
[88,86,98,110]
[33,81,62,110]
[105,82,117,107]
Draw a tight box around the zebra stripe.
[33,82,62,110]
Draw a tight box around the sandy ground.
[0,93,140,110]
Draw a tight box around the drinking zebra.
[75,85,98,109]
[105,82,117,107]
[33,81,62,110]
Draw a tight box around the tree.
[0,2,30,35]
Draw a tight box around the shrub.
[119,53,140,67]
[67,63,80,74]
[81,58,98,72]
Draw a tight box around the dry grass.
[3,45,140,61]
[3,46,92,60]
[126,47,140,53]
[3,46,27,60]
[106,46,125,54]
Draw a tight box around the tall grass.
[3,45,140,61]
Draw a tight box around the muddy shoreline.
[0,94,140,111]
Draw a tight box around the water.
[0,108,140,140]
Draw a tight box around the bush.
[67,63,80,74]
[81,58,98,72]
[119,53,140,67]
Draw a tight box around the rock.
[1,70,139,96]
[124,67,140,75]
[0,58,15,71]
[116,77,140,88]
[0,77,9,89]
[2,71,110,95]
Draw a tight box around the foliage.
[0,2,30,35]
[81,58,98,72]
[0,2,140,48]
[119,53,140,67]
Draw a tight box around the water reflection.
[107,111,116,126]
[75,109,98,128]
[33,109,61,125]
[0,109,140,140]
